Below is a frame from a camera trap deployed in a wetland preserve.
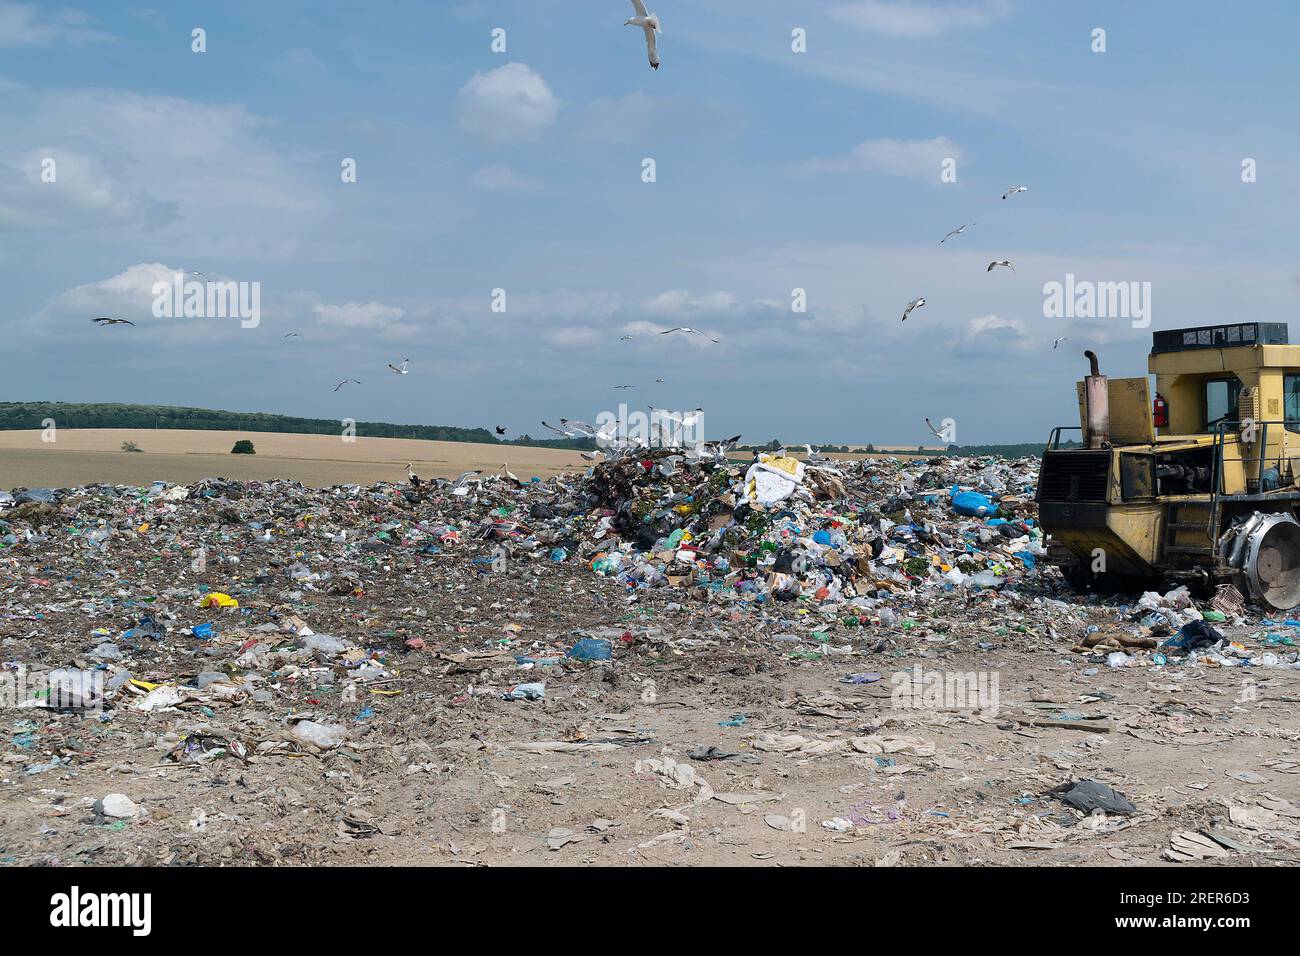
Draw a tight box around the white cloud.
[643,290,743,318]
[0,148,177,229]
[829,0,1012,38]
[0,2,115,47]
[796,136,964,179]
[958,313,1033,353]
[472,164,534,190]
[457,63,559,145]
[313,301,405,329]
[37,262,174,324]
[0,88,338,257]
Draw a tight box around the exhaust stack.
[1083,350,1110,449]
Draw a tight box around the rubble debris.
[0,454,1297,867]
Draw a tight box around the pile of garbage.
[560,450,1046,610]
[1083,582,1300,671]
[0,454,1065,636]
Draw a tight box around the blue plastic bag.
[951,484,995,517]
[567,638,612,661]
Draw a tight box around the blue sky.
[2,0,1298,445]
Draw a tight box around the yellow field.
[0,428,590,488]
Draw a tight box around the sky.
[2,0,1299,446]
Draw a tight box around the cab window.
[1284,374,1300,433]
[1205,377,1241,429]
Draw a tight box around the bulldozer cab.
[1040,322,1300,610]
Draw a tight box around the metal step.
[1165,544,1214,555]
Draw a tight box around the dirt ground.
[0,429,592,487]
[0,430,920,490]
[3,537,1296,867]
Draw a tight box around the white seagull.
[940,223,975,243]
[334,379,361,392]
[987,260,1014,272]
[1053,336,1068,350]
[1002,185,1028,200]
[625,0,661,71]
[388,358,410,375]
[651,407,703,430]
[901,298,926,322]
[542,420,594,439]
[660,326,718,343]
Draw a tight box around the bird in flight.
[987,260,1014,272]
[924,418,945,440]
[613,384,636,390]
[334,379,361,392]
[189,271,207,281]
[619,334,636,341]
[624,0,661,71]
[283,331,301,338]
[1053,336,1068,350]
[651,407,703,429]
[495,426,507,436]
[660,326,718,343]
[1002,185,1028,200]
[93,317,134,326]
[388,358,409,375]
[901,298,926,321]
[940,223,975,243]
[655,378,665,383]
[542,420,593,439]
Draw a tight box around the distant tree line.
[0,402,595,449]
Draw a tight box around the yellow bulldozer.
[1039,321,1300,610]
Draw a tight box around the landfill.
[2,452,1298,866]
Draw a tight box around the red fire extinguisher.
[1153,392,1169,428]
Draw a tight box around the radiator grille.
[1037,450,1111,502]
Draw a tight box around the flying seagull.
[189,271,207,281]
[655,378,665,383]
[651,407,703,429]
[987,260,1014,272]
[495,426,507,435]
[388,358,410,375]
[619,334,636,341]
[924,418,945,440]
[940,223,975,243]
[625,0,661,71]
[334,379,361,392]
[283,331,301,338]
[542,420,594,439]
[92,317,134,326]
[660,326,718,343]
[613,384,636,390]
[901,298,926,322]
[1002,185,1028,200]
[1053,336,1068,350]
